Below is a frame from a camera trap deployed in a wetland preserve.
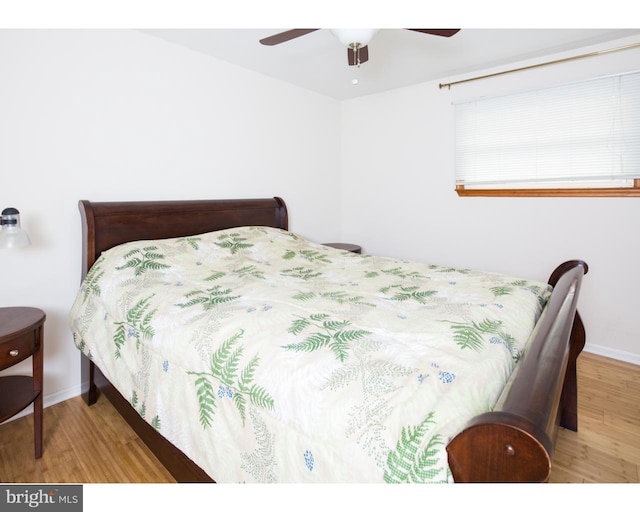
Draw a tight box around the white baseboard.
[584,343,640,366]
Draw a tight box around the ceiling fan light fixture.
[259,28,461,70]
[330,29,379,48]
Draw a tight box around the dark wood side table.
[323,243,362,254]
[0,307,45,458]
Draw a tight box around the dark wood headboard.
[79,197,288,278]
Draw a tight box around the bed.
[68,196,587,483]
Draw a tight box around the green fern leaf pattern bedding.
[68,226,551,483]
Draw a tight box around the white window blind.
[455,70,640,189]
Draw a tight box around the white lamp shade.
[330,29,379,48]
[0,208,31,249]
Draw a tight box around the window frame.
[453,70,640,198]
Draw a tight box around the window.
[454,70,640,197]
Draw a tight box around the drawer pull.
[9,349,19,357]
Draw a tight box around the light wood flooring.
[0,351,638,483]
[550,352,640,483]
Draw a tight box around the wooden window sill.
[456,183,640,198]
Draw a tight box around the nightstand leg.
[33,325,44,458]
[33,392,42,458]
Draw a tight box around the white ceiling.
[140,28,640,100]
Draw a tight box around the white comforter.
[68,226,551,483]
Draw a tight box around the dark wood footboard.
[446,260,588,482]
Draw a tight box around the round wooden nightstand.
[0,307,46,458]
[323,243,362,254]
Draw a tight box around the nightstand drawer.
[0,330,37,369]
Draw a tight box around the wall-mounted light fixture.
[0,207,31,249]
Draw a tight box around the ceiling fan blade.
[347,45,369,66]
[259,29,319,46]
[406,29,461,37]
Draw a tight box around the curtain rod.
[439,41,640,89]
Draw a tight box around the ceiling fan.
[259,29,461,66]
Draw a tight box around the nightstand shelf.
[0,307,46,458]
[0,376,40,422]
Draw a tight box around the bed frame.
[77,196,587,483]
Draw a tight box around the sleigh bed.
[69,196,587,483]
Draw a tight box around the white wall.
[0,29,342,410]
[2,29,639,420]
[340,35,640,364]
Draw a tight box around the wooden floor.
[0,391,175,483]
[0,351,638,483]
[549,352,640,483]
